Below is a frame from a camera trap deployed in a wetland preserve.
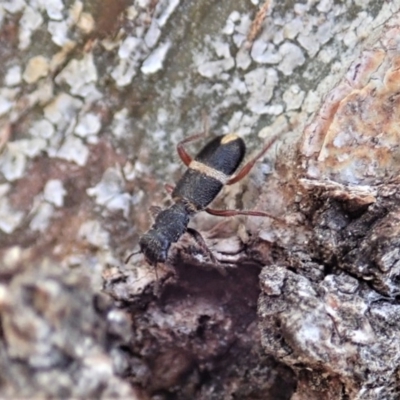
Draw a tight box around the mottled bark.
[1,0,400,399]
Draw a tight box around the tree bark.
[0,1,400,399]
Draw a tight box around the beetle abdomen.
[195,134,246,175]
[172,134,246,210]
[172,169,223,210]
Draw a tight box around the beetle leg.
[186,227,219,264]
[164,183,174,193]
[154,262,159,282]
[149,205,162,218]
[177,132,206,166]
[227,134,279,185]
[125,249,141,264]
[205,207,284,222]
[177,114,210,166]
[185,228,234,274]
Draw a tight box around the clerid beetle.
[137,131,280,266]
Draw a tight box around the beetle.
[134,130,280,267]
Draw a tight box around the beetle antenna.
[125,249,141,264]
[201,110,210,137]
[154,263,159,282]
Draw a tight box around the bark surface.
[0,1,400,399]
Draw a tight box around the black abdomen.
[172,134,246,210]
[195,134,246,175]
[172,169,223,210]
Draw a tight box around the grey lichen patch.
[0,89,15,117]
[56,136,89,166]
[108,0,181,86]
[87,167,131,218]
[0,196,25,234]
[141,41,171,75]
[43,93,83,129]
[55,53,100,99]
[245,67,280,115]
[21,179,66,234]
[75,112,102,143]
[18,4,44,50]
[43,179,66,207]
[282,84,305,111]
[4,65,22,86]
[0,143,27,181]
[0,259,138,399]
[29,119,55,139]
[29,202,54,232]
[78,220,110,249]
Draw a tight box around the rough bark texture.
[1,0,400,399]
